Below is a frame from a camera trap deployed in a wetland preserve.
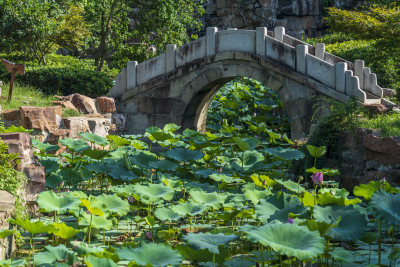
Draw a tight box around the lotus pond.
[1,78,400,266]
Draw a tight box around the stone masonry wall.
[201,0,364,38]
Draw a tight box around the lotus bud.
[381,177,386,183]
[128,196,135,204]
[312,171,323,185]
[145,231,152,240]
[60,181,64,187]
[262,180,266,186]
[253,112,257,116]
[287,218,294,224]
[219,167,223,173]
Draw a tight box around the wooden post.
[8,70,16,101]
[1,59,25,102]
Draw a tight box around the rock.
[0,191,15,260]
[71,93,97,114]
[19,106,62,131]
[51,101,77,111]
[382,88,396,98]
[23,165,46,202]
[363,134,400,164]
[63,116,115,138]
[0,132,33,171]
[2,109,19,121]
[364,104,388,115]
[96,96,116,113]
[112,113,127,131]
[46,129,71,145]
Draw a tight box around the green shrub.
[6,67,114,97]
[307,35,400,100]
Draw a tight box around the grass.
[0,82,56,110]
[62,108,82,118]
[361,112,400,137]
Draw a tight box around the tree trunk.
[96,0,119,72]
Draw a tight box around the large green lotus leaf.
[132,152,159,169]
[354,181,399,201]
[79,213,113,230]
[0,259,25,267]
[81,149,109,160]
[232,150,264,172]
[189,190,227,209]
[231,137,260,151]
[183,233,238,254]
[155,207,182,221]
[209,173,242,183]
[38,156,59,174]
[34,245,77,266]
[0,229,15,239]
[60,138,90,152]
[165,147,204,162]
[313,205,367,241]
[107,162,138,181]
[109,184,136,196]
[300,218,341,236]
[264,147,305,160]
[32,139,60,153]
[306,145,326,158]
[172,201,207,216]
[133,183,174,204]
[246,224,324,260]
[96,194,130,217]
[193,169,216,179]
[149,131,173,142]
[274,179,306,193]
[185,182,218,193]
[84,255,117,267]
[175,244,230,265]
[149,159,179,171]
[70,241,105,256]
[50,223,80,239]
[117,243,182,267]
[79,132,109,146]
[371,190,400,226]
[163,123,181,133]
[37,191,80,214]
[316,192,361,206]
[243,189,271,205]
[10,218,55,235]
[107,135,131,146]
[329,247,354,263]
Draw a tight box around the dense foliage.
[0,126,398,266]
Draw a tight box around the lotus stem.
[88,213,93,245]
[378,219,382,265]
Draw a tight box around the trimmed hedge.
[1,67,113,98]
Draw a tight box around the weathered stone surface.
[46,129,71,145]
[96,96,116,113]
[71,93,97,114]
[51,100,77,111]
[364,104,388,115]
[382,88,396,98]
[23,165,45,202]
[2,109,19,121]
[0,191,15,260]
[63,116,114,138]
[363,134,400,164]
[0,132,33,171]
[19,106,62,131]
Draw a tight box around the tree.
[325,4,400,40]
[0,0,89,65]
[83,0,205,71]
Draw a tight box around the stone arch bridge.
[110,27,392,139]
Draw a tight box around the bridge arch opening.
[187,77,291,137]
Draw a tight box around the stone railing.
[110,27,388,104]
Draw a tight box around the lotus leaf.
[37,191,81,214]
[70,241,105,256]
[231,150,264,172]
[32,139,59,153]
[60,138,90,152]
[117,243,182,266]
[172,201,207,216]
[246,223,324,260]
[84,255,118,267]
[329,247,354,263]
[97,194,130,217]
[243,189,271,205]
[264,147,304,160]
[209,173,242,183]
[79,213,113,230]
[11,218,55,235]
[107,135,131,146]
[81,198,104,217]
[132,152,159,169]
[354,181,399,201]
[34,245,77,266]
[231,137,260,151]
[183,232,238,254]
[274,179,306,193]
[190,190,227,209]
[165,147,204,162]
[149,159,179,171]
[79,132,109,146]
[371,190,400,226]
[133,183,175,204]
[313,205,367,241]
[155,207,182,221]
[306,145,326,158]
[50,223,80,239]
[0,259,25,267]
[250,174,275,188]
[0,229,15,239]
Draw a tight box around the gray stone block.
[127,61,138,90]
[207,27,218,56]
[274,26,285,42]
[256,27,267,57]
[335,62,347,94]
[217,30,256,53]
[315,43,325,60]
[296,44,308,74]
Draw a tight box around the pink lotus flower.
[287,218,294,224]
[253,113,257,116]
[312,171,323,185]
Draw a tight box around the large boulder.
[96,96,116,113]
[2,109,19,121]
[363,134,400,164]
[0,132,33,171]
[0,191,15,260]
[71,93,97,114]
[19,106,62,131]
